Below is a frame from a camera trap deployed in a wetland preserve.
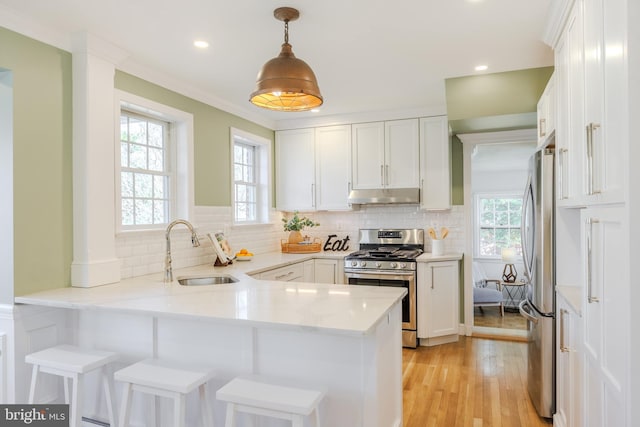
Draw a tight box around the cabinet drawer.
[259,263,305,282]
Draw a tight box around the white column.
[70,32,127,287]
[0,71,14,303]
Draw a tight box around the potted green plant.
[282,211,319,244]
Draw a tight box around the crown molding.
[457,128,537,145]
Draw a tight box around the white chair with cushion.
[472,262,504,316]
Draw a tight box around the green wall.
[2,27,274,296]
[114,72,274,206]
[0,27,73,297]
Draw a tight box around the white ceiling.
[0,0,553,129]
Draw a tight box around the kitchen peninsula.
[14,255,405,427]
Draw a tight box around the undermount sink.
[177,275,238,286]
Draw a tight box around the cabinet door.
[315,125,351,210]
[303,260,314,283]
[559,0,586,208]
[417,261,459,339]
[581,206,628,427]
[275,129,316,211]
[384,119,420,188]
[351,122,385,189]
[582,0,625,205]
[419,116,450,210]
[555,292,583,427]
[259,262,305,282]
[313,259,338,284]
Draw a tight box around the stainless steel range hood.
[348,188,420,205]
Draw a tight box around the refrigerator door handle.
[521,174,534,283]
[519,299,539,324]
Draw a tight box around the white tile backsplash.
[116,205,466,280]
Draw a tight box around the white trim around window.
[473,191,523,259]
[230,127,272,225]
[114,90,194,233]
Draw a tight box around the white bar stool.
[114,359,214,427]
[216,376,325,427]
[25,344,119,427]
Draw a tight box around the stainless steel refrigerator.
[519,147,555,419]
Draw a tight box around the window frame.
[230,127,272,225]
[119,110,174,229]
[115,90,194,234]
[474,192,523,259]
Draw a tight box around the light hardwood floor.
[402,336,553,427]
[474,307,528,330]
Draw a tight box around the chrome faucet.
[164,219,200,282]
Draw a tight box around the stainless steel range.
[344,229,424,348]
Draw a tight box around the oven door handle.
[344,270,415,280]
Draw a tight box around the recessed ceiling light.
[193,40,209,49]
[475,65,488,71]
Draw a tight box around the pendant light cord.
[284,20,289,44]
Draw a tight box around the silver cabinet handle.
[311,184,316,208]
[586,123,601,196]
[586,217,600,303]
[275,271,294,280]
[380,164,384,186]
[385,164,389,186]
[558,148,568,200]
[560,308,570,352]
[430,265,434,289]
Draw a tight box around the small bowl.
[235,255,253,261]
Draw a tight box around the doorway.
[460,130,536,337]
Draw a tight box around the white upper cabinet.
[315,125,352,210]
[276,128,316,211]
[351,119,420,190]
[581,0,626,205]
[556,1,586,207]
[351,122,385,190]
[554,0,626,207]
[419,116,451,210]
[384,119,420,188]
[276,125,351,212]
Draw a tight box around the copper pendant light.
[250,7,323,112]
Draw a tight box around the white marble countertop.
[15,251,407,336]
[416,252,463,262]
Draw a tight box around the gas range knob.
[400,263,407,269]
[375,262,382,268]
[351,261,358,267]
[361,261,367,267]
[390,262,397,268]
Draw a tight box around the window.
[230,128,271,224]
[120,111,172,227]
[116,90,194,232]
[476,194,523,257]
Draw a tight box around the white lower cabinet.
[555,291,583,427]
[303,260,314,282]
[258,262,305,282]
[314,259,341,284]
[581,205,628,427]
[417,261,459,344]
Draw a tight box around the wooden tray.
[281,238,322,253]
